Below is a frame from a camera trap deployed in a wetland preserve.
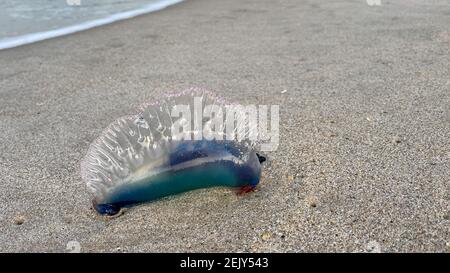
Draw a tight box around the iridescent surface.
[80,89,262,215]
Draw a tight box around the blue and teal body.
[93,140,264,215]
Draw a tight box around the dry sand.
[0,0,449,252]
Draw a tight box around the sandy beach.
[0,0,449,252]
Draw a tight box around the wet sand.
[0,0,449,252]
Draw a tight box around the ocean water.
[0,0,183,50]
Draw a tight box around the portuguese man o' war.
[80,89,267,215]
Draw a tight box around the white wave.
[0,0,184,50]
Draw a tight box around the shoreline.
[0,0,449,252]
[0,0,184,50]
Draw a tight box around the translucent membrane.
[80,88,263,215]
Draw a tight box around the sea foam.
[0,0,183,50]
